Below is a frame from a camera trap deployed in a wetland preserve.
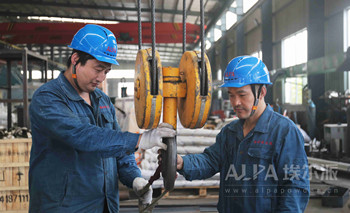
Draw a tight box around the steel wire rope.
[200,0,208,96]
[151,0,158,95]
[183,0,186,53]
[137,0,142,50]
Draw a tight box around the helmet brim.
[220,82,272,88]
[68,45,119,66]
[94,55,119,66]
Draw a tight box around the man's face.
[76,59,111,93]
[228,85,255,119]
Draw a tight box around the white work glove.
[139,123,176,150]
[133,177,152,205]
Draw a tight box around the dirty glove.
[133,177,152,205]
[139,123,176,150]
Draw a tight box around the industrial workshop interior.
[2,0,350,212]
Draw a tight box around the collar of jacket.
[228,104,273,134]
[57,71,102,101]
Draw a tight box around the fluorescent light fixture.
[27,16,119,24]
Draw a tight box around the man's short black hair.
[66,50,96,68]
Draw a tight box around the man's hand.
[139,123,176,150]
[158,152,184,170]
[176,154,184,170]
[132,177,152,205]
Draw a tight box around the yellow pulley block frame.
[134,48,163,129]
[178,51,212,129]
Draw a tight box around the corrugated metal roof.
[0,0,235,66]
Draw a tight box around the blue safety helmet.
[68,24,119,65]
[220,55,272,88]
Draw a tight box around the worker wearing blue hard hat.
[29,24,175,212]
[68,24,120,65]
[221,55,273,119]
[171,55,310,212]
[67,24,119,93]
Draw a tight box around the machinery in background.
[306,90,350,161]
[323,123,348,158]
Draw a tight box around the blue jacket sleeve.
[275,125,310,212]
[179,132,222,180]
[112,105,141,188]
[117,153,142,188]
[30,91,140,158]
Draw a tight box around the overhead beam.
[0,22,200,44]
[0,0,208,17]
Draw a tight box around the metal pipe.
[308,157,350,172]
[45,60,48,83]
[51,45,54,79]
[7,60,11,130]
[22,49,28,128]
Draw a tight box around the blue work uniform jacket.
[29,72,140,212]
[179,105,310,213]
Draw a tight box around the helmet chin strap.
[250,85,263,117]
[72,64,82,91]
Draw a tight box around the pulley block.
[134,48,163,129]
[178,51,212,129]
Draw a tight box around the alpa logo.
[225,71,234,78]
[107,46,116,53]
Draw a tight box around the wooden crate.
[0,189,30,212]
[0,138,31,212]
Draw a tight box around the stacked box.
[0,138,31,212]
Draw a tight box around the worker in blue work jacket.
[173,56,310,212]
[29,24,175,213]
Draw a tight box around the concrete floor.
[120,197,350,213]
[120,197,218,212]
[120,171,350,212]
[305,198,350,213]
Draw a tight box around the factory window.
[217,69,222,99]
[206,40,212,50]
[243,0,258,13]
[344,7,350,51]
[281,28,308,68]
[251,50,262,60]
[214,23,222,42]
[284,76,307,104]
[30,70,60,79]
[226,11,237,30]
[107,69,134,79]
